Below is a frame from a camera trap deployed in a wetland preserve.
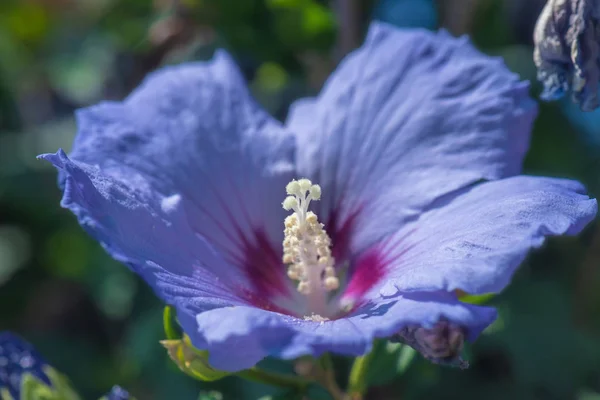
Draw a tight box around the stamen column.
[282,179,339,318]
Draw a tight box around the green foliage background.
[2,0,600,399]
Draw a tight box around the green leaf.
[578,390,600,400]
[396,344,417,375]
[1,387,14,400]
[256,391,304,400]
[43,367,81,400]
[19,367,80,400]
[363,341,418,388]
[197,391,223,400]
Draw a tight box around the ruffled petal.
[363,176,596,298]
[39,151,253,311]
[288,22,537,257]
[192,291,496,371]
[40,51,297,310]
[533,0,600,111]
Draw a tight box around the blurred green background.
[2,0,600,399]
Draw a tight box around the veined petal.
[40,52,297,314]
[193,291,496,371]
[366,176,596,297]
[39,151,253,312]
[288,22,537,256]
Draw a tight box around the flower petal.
[368,176,596,297]
[39,151,254,311]
[288,22,537,255]
[40,51,297,310]
[193,291,496,371]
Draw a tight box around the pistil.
[282,179,339,318]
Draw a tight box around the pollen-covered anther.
[282,179,339,316]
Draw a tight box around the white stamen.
[309,185,321,200]
[282,196,298,211]
[297,179,312,192]
[286,180,301,195]
[282,178,340,317]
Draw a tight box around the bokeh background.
[2,0,600,399]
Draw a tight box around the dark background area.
[2,0,600,399]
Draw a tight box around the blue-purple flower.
[0,332,52,399]
[40,22,597,372]
[102,385,131,400]
[534,0,600,111]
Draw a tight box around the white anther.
[297,178,312,192]
[324,276,339,291]
[282,196,298,211]
[306,212,318,224]
[317,246,329,257]
[286,180,301,195]
[309,184,321,200]
[318,256,331,266]
[324,266,335,277]
[287,268,300,280]
[284,214,297,228]
[298,281,310,294]
[283,254,294,264]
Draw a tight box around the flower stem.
[348,345,377,398]
[237,368,311,392]
[318,354,346,400]
[163,305,179,340]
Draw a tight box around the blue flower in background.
[373,0,437,29]
[103,385,131,400]
[534,0,600,111]
[0,332,52,399]
[40,22,597,372]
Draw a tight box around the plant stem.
[163,305,179,340]
[237,368,311,392]
[318,354,346,400]
[348,345,377,398]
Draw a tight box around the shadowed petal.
[288,22,537,257]
[39,51,297,314]
[193,291,496,371]
[365,176,596,297]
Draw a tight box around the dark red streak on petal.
[239,229,292,309]
[342,247,388,299]
[326,206,363,263]
[237,287,293,316]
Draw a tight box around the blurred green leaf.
[579,390,600,400]
[254,62,288,93]
[0,225,30,286]
[19,366,81,400]
[197,391,224,400]
[363,340,417,388]
[43,229,91,279]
